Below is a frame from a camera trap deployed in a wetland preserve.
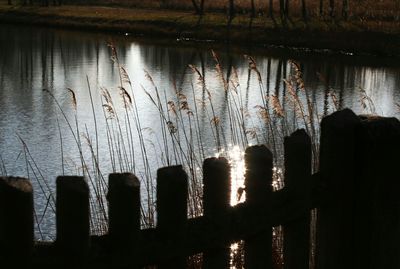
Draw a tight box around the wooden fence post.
[0,177,34,265]
[202,157,231,269]
[283,129,311,269]
[315,109,360,269]
[56,176,90,262]
[157,165,188,269]
[244,145,273,269]
[108,173,140,265]
[353,116,400,268]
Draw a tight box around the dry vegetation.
[19,45,320,267]
[0,0,399,55]
[52,0,400,23]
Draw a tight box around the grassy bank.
[0,3,399,56]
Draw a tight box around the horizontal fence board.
[0,171,317,268]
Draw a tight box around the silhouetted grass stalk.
[26,45,340,268]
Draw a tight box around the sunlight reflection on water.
[216,145,246,206]
[218,145,285,268]
[217,144,285,207]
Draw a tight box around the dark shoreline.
[0,5,399,58]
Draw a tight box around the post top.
[321,108,360,128]
[109,173,140,188]
[245,145,273,163]
[0,176,32,193]
[204,157,229,167]
[56,176,88,193]
[157,165,186,178]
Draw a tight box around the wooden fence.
[1,108,400,269]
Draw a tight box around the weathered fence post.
[283,129,311,269]
[157,165,188,268]
[202,157,231,269]
[56,176,90,262]
[315,109,360,269]
[244,145,273,269]
[108,173,140,265]
[0,177,34,265]
[353,115,400,268]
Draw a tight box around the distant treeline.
[6,0,400,24]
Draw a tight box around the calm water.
[1,23,400,239]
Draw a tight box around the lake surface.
[1,23,400,240]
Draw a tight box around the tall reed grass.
[14,43,351,267]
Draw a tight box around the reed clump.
[13,44,352,267]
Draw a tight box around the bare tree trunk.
[269,0,274,18]
[229,0,235,21]
[329,0,335,18]
[285,0,290,19]
[279,0,286,21]
[302,0,307,21]
[251,0,256,17]
[319,0,323,17]
[160,0,168,8]
[342,0,348,20]
[191,0,201,14]
[7,0,11,5]
[200,0,205,15]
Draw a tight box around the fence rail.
[1,109,400,269]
